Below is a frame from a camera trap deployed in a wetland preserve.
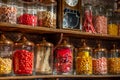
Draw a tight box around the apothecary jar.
[35,38,53,75]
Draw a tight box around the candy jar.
[93,43,107,75]
[76,40,92,75]
[93,4,107,34]
[13,35,34,75]
[107,9,118,36]
[54,39,73,75]
[35,38,53,74]
[0,34,13,76]
[83,3,96,33]
[17,0,37,26]
[0,0,17,24]
[108,44,120,74]
[37,0,57,28]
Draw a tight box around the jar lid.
[94,43,107,52]
[37,38,53,47]
[79,41,92,51]
[41,0,57,5]
[110,44,119,52]
[0,34,13,45]
[58,39,73,48]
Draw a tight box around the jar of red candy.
[37,0,57,28]
[93,43,107,75]
[35,38,53,75]
[76,40,92,75]
[0,0,17,24]
[54,39,73,75]
[0,34,13,76]
[108,44,120,74]
[13,35,34,75]
[17,0,37,26]
[93,5,107,34]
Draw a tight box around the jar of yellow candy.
[0,33,13,76]
[76,40,92,75]
[108,44,120,74]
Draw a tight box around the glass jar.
[93,5,107,34]
[107,9,118,36]
[108,44,120,74]
[76,41,92,75]
[93,43,107,75]
[0,34,13,76]
[17,1,37,26]
[35,38,53,75]
[37,0,57,28]
[83,3,96,33]
[0,0,17,24]
[54,40,73,75]
[13,36,34,75]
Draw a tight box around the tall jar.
[54,40,73,75]
[76,41,92,75]
[37,0,57,28]
[107,9,118,36]
[13,36,34,75]
[93,43,107,75]
[35,38,53,75]
[0,34,13,76]
[0,0,17,24]
[17,1,37,26]
[93,5,107,34]
[108,44,120,74]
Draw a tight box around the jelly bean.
[13,50,34,75]
[17,13,37,26]
[55,48,73,73]
[92,57,107,75]
[108,58,120,74]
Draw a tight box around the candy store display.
[76,41,92,75]
[54,40,73,75]
[0,0,17,24]
[37,1,57,28]
[35,38,53,74]
[13,36,34,75]
[94,5,107,34]
[108,44,120,74]
[0,34,13,76]
[83,3,96,33]
[93,43,107,75]
[17,1,37,26]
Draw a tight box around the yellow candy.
[108,24,118,36]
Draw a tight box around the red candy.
[17,14,37,26]
[13,50,34,75]
[55,48,73,73]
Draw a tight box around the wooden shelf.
[0,22,120,40]
[0,75,120,79]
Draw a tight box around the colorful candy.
[17,13,37,26]
[76,51,92,75]
[13,50,34,75]
[55,48,73,74]
[108,24,118,36]
[0,58,12,74]
[92,57,107,74]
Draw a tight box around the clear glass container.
[13,35,34,75]
[54,39,73,75]
[93,4,107,34]
[37,0,57,28]
[107,9,118,36]
[17,1,37,26]
[0,0,17,24]
[76,41,92,75]
[108,44,120,74]
[0,34,13,76]
[93,43,107,75]
[35,38,53,75]
[83,3,96,33]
